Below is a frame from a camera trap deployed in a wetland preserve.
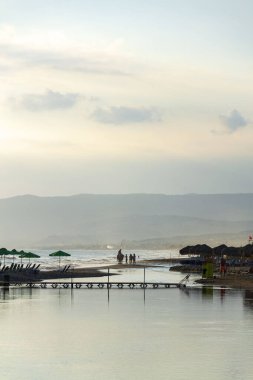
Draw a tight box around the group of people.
[116,249,136,264]
[125,253,136,264]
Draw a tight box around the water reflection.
[0,284,235,305]
[220,287,226,303]
[0,288,10,301]
[0,284,252,380]
[202,286,214,299]
[178,285,248,306]
[244,290,253,309]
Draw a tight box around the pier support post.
[107,267,110,288]
[71,269,73,289]
[3,274,10,289]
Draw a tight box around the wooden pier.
[2,280,188,289]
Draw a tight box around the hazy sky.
[1,0,253,197]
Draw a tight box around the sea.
[3,248,181,269]
[0,249,253,380]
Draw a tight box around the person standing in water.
[117,249,124,263]
[125,254,128,264]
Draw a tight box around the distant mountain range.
[0,193,253,249]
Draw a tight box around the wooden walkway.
[4,281,186,289]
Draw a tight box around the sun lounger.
[61,265,71,272]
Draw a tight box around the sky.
[0,0,253,197]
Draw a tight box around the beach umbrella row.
[180,243,253,258]
[0,248,41,265]
[0,248,71,270]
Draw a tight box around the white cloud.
[0,24,134,76]
[92,106,161,125]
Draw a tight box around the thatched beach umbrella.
[193,244,212,256]
[241,244,253,258]
[180,244,213,257]
[212,244,227,257]
[179,246,195,255]
[222,246,240,257]
[49,250,71,270]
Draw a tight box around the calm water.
[0,263,253,380]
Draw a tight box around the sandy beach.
[142,258,253,290]
[169,262,253,290]
[0,263,147,283]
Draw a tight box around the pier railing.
[0,280,185,289]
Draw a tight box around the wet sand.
[0,263,146,283]
[39,264,146,280]
[195,275,253,290]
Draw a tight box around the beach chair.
[33,264,41,275]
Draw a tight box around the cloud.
[0,25,133,76]
[219,109,249,133]
[92,106,161,125]
[1,45,130,75]
[11,90,81,111]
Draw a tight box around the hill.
[0,193,252,248]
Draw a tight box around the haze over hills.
[0,193,253,249]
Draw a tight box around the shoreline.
[143,259,253,290]
[43,253,253,292]
[1,260,253,290]
[195,276,253,290]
